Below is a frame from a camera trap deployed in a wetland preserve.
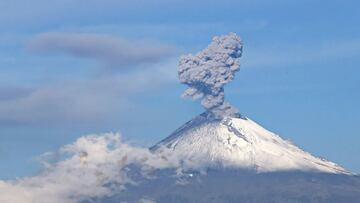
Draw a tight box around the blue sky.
[0,0,359,179]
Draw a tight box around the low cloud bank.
[0,133,178,203]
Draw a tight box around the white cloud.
[0,133,176,203]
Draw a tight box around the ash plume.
[178,33,243,118]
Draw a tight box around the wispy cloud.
[27,32,177,68]
[0,31,179,127]
[0,60,177,127]
[0,87,33,101]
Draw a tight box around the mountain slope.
[94,113,360,203]
[102,169,360,203]
[152,112,348,174]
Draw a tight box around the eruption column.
[178,33,243,118]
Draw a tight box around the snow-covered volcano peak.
[152,113,349,174]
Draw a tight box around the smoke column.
[178,33,243,118]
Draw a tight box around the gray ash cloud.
[178,33,243,118]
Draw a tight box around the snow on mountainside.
[152,112,349,174]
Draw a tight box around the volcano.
[94,33,360,203]
[151,112,348,174]
[101,113,360,203]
